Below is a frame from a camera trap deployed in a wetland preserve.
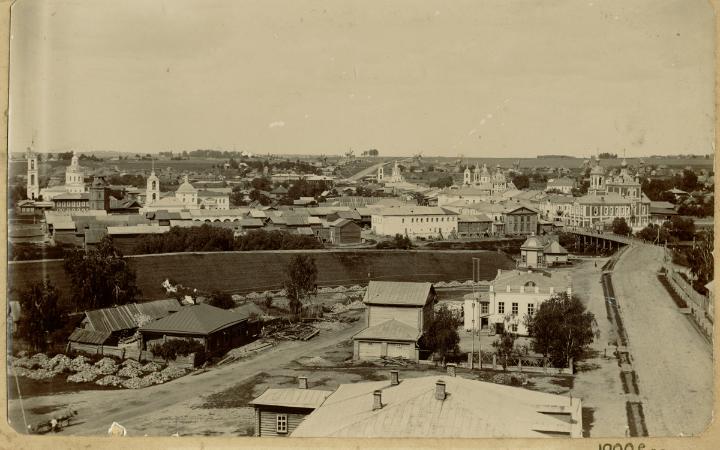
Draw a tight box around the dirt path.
[612,244,713,437]
[8,321,364,436]
[569,257,630,437]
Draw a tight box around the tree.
[491,330,518,371]
[524,292,597,368]
[63,236,140,311]
[686,230,714,294]
[664,216,695,241]
[207,290,235,309]
[421,305,460,364]
[16,279,65,352]
[680,169,699,192]
[611,217,632,236]
[429,175,454,189]
[635,223,672,244]
[284,255,318,317]
[511,174,530,190]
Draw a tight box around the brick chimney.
[446,363,456,377]
[372,390,383,410]
[435,380,446,400]
[390,370,400,385]
[298,376,308,389]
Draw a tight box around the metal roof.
[139,303,248,335]
[292,375,581,438]
[85,299,181,333]
[250,388,333,409]
[68,328,112,345]
[353,319,421,342]
[363,281,434,307]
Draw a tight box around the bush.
[150,339,205,361]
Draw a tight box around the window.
[276,414,288,434]
[152,181,156,189]
[481,302,488,314]
[498,302,505,314]
[511,302,518,315]
[511,323,518,333]
[528,303,535,316]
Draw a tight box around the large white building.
[565,157,650,230]
[371,206,459,239]
[464,269,571,335]
[142,174,230,212]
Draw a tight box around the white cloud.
[268,121,285,128]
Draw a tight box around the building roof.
[291,375,582,438]
[363,281,434,306]
[139,303,248,335]
[68,328,112,345]
[492,269,571,292]
[372,206,457,217]
[458,214,493,223]
[576,193,632,205]
[250,388,333,409]
[353,319,421,342]
[546,178,576,188]
[84,299,181,333]
[52,193,90,201]
[107,225,171,235]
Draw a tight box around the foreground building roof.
[363,281,435,306]
[291,375,582,438]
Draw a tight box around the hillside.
[8,250,515,302]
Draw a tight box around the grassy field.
[8,249,515,301]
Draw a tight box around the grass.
[9,249,515,301]
[197,373,269,409]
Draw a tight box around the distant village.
[7,149,715,439]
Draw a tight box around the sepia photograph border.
[0,0,718,449]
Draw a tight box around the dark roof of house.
[84,299,181,333]
[139,303,248,335]
[68,328,112,345]
[363,281,434,307]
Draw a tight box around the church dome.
[590,164,605,175]
[177,175,196,193]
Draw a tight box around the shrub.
[150,339,205,361]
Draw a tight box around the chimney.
[298,376,308,389]
[390,370,400,386]
[435,380,446,400]
[446,363,456,377]
[372,390,383,410]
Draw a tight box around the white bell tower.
[146,160,160,204]
[26,147,39,200]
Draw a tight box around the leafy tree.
[511,174,530,190]
[429,175,454,188]
[680,169,699,192]
[16,279,66,352]
[63,236,140,311]
[611,217,632,236]
[376,234,413,249]
[524,292,597,368]
[686,230,714,294]
[635,223,673,244]
[207,290,235,309]
[421,305,460,364]
[664,216,695,241]
[492,330,518,371]
[8,182,27,207]
[284,254,318,317]
[251,177,272,191]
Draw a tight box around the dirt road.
[8,321,365,436]
[612,244,713,436]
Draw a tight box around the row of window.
[496,301,534,316]
[401,216,457,224]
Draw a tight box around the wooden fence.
[67,342,196,368]
[664,266,713,340]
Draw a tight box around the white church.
[29,150,88,201]
[141,172,229,212]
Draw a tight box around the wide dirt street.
[7,321,365,437]
[613,244,713,436]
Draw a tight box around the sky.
[9,0,716,157]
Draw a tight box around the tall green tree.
[524,292,597,368]
[284,254,318,317]
[421,305,460,364]
[16,279,65,352]
[64,236,140,311]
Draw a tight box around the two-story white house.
[370,207,458,239]
[464,269,572,335]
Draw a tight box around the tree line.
[132,225,324,254]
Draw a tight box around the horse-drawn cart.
[29,410,78,434]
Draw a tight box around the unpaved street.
[8,321,365,436]
[613,244,713,436]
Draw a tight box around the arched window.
[152,181,156,189]
[152,193,156,200]
[30,174,34,185]
[525,281,536,287]
[30,160,34,170]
